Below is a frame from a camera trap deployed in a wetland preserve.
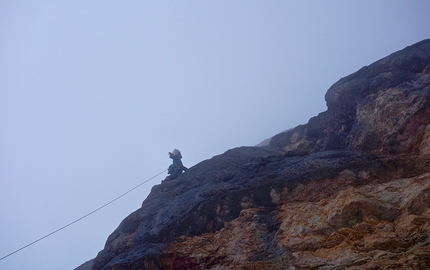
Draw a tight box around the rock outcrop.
[271,39,430,156]
[91,39,430,270]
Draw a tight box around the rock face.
[91,39,430,270]
[271,39,430,156]
[75,259,93,270]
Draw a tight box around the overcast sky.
[1,1,429,269]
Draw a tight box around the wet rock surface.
[91,39,430,270]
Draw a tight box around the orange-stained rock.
[132,172,429,270]
[90,39,430,270]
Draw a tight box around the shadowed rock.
[89,39,430,270]
[271,39,430,156]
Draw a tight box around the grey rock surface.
[90,39,430,270]
[270,39,430,155]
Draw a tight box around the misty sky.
[1,1,429,269]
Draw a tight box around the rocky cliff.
[91,39,430,270]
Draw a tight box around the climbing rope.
[0,169,167,261]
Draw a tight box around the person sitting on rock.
[163,149,187,182]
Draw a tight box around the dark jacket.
[167,153,187,180]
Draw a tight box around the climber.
[163,149,187,182]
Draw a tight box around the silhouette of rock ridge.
[87,39,430,270]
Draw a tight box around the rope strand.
[0,169,166,261]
